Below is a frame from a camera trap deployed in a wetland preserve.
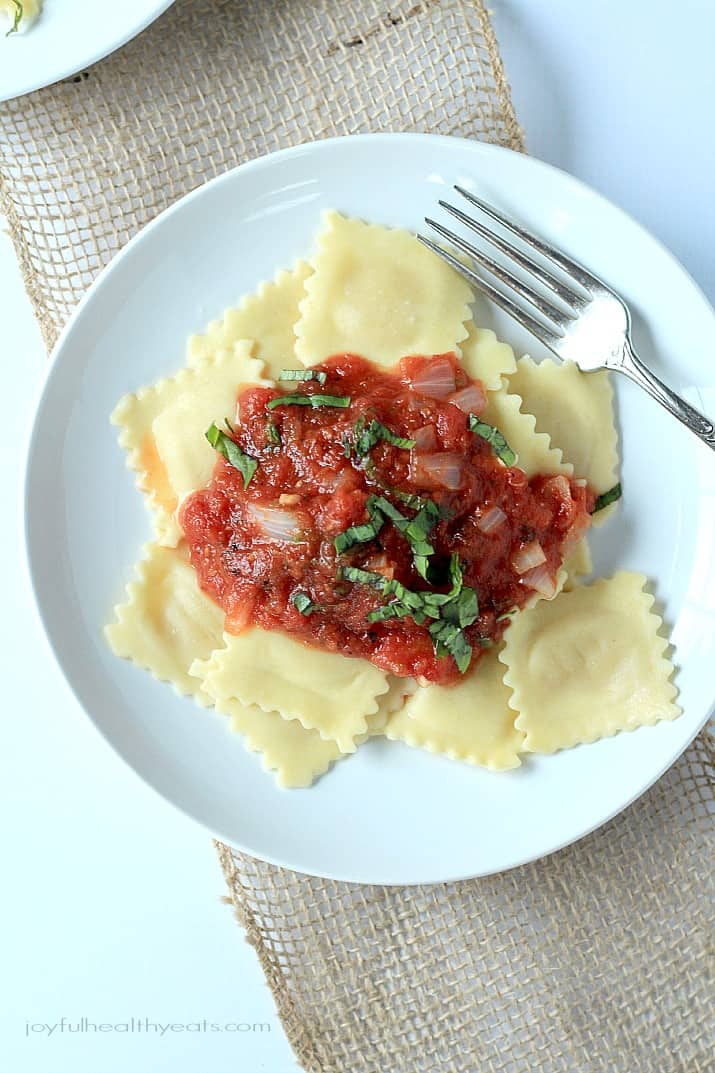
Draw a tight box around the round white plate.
[24,133,715,884]
[0,0,174,101]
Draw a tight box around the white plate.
[23,133,715,884]
[0,0,174,101]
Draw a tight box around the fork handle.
[620,340,715,452]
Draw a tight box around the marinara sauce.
[181,354,593,685]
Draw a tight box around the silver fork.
[419,187,715,453]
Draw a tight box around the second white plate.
[0,0,175,101]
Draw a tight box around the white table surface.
[2,2,713,1071]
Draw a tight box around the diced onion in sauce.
[247,504,303,542]
[408,357,456,399]
[477,505,507,533]
[520,563,557,598]
[413,424,438,451]
[366,554,395,580]
[278,493,301,506]
[513,540,547,575]
[449,383,486,414]
[414,451,464,490]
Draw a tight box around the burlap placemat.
[2,2,711,1070]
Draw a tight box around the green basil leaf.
[337,565,388,590]
[278,369,328,385]
[205,421,258,488]
[353,418,416,456]
[428,619,473,673]
[291,591,315,616]
[7,1,22,35]
[266,421,281,447]
[469,414,517,466]
[266,394,351,411]
[333,515,384,555]
[592,482,622,513]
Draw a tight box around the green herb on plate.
[206,420,258,488]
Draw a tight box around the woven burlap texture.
[1,2,711,1071]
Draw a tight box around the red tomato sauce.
[181,354,594,685]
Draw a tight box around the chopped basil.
[278,369,327,386]
[468,414,517,466]
[392,488,431,510]
[442,585,479,629]
[206,421,258,488]
[368,495,407,527]
[428,619,473,674]
[266,393,351,411]
[266,421,281,448]
[353,418,416,456]
[341,553,480,675]
[338,565,388,590]
[592,482,622,513]
[341,435,352,459]
[403,501,440,580]
[333,515,385,555]
[7,1,22,35]
[290,591,315,616]
[333,494,441,581]
[496,608,518,622]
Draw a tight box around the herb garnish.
[291,591,316,616]
[468,414,517,466]
[278,369,327,386]
[7,1,22,35]
[333,494,440,580]
[266,421,281,448]
[333,513,385,555]
[353,417,416,456]
[592,482,622,513]
[339,555,480,674]
[266,394,351,411]
[206,420,258,488]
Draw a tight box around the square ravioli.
[480,386,572,478]
[459,321,517,391]
[218,697,343,789]
[295,211,472,367]
[105,543,225,705]
[111,342,269,545]
[386,647,524,770]
[508,357,619,523]
[190,628,389,754]
[500,572,680,753]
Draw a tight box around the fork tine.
[438,199,587,311]
[425,218,573,332]
[417,235,565,355]
[455,185,597,293]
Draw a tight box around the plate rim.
[0,0,176,102]
[22,131,715,884]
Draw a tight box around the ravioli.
[500,573,680,753]
[295,211,472,367]
[111,342,268,545]
[386,647,524,769]
[105,543,225,705]
[190,629,389,754]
